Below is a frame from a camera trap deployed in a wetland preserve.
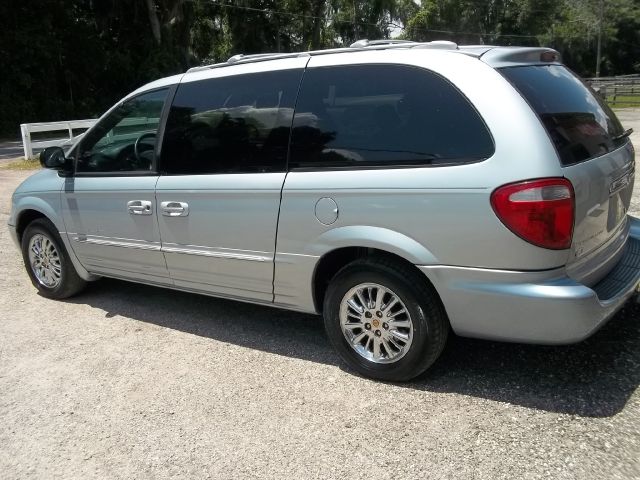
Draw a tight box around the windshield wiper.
[611,128,633,142]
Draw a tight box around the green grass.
[0,157,41,170]
[608,95,640,109]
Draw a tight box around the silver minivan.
[9,41,639,381]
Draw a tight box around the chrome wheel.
[339,282,414,364]
[28,234,62,288]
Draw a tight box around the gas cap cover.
[315,197,339,225]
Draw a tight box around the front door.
[156,60,306,301]
[61,88,172,284]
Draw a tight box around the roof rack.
[413,40,458,50]
[226,52,301,64]
[349,39,458,50]
[187,52,309,72]
[186,39,460,73]
[349,39,417,48]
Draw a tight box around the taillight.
[490,178,574,250]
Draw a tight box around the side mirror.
[39,147,67,169]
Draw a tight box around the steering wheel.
[134,132,157,164]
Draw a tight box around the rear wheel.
[21,218,87,299]
[323,257,449,381]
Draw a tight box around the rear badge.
[610,173,630,195]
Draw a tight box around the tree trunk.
[145,0,162,45]
[311,0,324,50]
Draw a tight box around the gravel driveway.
[1,111,640,479]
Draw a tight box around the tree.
[404,0,560,45]
[544,0,640,76]
[1,0,638,137]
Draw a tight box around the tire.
[323,257,449,381]
[20,218,87,299]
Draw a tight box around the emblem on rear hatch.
[610,173,631,195]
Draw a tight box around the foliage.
[0,0,638,137]
[547,0,640,76]
[404,0,640,76]
[404,0,560,45]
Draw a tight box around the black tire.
[20,218,87,299]
[323,257,449,381]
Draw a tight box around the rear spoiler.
[478,47,562,68]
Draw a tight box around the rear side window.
[161,69,302,174]
[501,65,627,166]
[289,64,494,169]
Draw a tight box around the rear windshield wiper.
[611,128,633,142]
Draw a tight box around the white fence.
[19,119,97,159]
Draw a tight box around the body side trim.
[162,243,271,262]
[70,234,161,251]
[70,234,272,262]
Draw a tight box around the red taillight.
[490,178,575,250]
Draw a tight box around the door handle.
[127,200,153,215]
[161,201,189,217]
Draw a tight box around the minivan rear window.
[501,65,627,166]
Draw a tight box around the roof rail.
[350,39,417,48]
[227,52,283,64]
[413,40,458,50]
[186,39,461,73]
[187,51,309,72]
[349,39,457,50]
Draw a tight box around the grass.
[607,95,640,109]
[0,157,41,170]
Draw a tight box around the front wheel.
[323,258,449,381]
[21,218,87,299]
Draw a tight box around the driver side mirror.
[39,147,72,174]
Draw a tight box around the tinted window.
[161,70,302,174]
[77,88,168,173]
[501,65,627,166]
[289,64,494,169]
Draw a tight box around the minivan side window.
[76,88,168,173]
[161,69,302,174]
[289,64,494,169]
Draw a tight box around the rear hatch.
[500,64,635,284]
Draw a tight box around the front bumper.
[419,223,640,344]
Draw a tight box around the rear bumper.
[419,217,640,344]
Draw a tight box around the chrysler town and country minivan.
[9,40,639,381]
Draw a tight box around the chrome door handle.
[161,201,189,217]
[127,200,153,215]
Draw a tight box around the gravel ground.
[1,111,640,479]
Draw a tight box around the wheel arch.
[13,203,96,282]
[306,226,440,313]
[311,246,441,314]
[15,208,53,243]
